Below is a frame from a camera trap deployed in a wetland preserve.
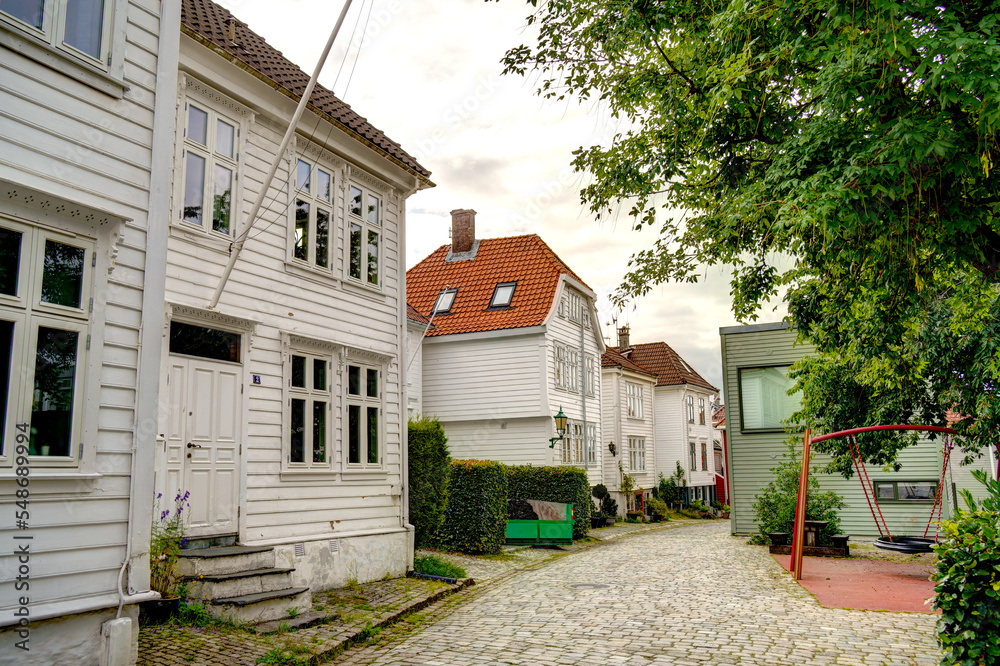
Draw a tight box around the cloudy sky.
[216,0,788,391]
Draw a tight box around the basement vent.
[294,542,305,557]
[329,539,339,553]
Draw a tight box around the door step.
[209,587,312,624]
[181,533,238,550]
[184,567,296,600]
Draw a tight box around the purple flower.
[180,538,187,547]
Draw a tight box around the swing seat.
[874,535,936,553]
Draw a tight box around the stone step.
[184,567,296,600]
[208,587,312,624]
[175,545,276,577]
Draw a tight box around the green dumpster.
[505,499,574,545]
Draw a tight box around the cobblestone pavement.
[338,522,940,665]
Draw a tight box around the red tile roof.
[619,341,717,391]
[406,235,590,337]
[713,406,726,428]
[181,0,430,178]
[601,348,657,379]
[406,303,433,326]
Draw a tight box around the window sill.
[169,223,236,251]
[341,279,387,303]
[341,468,386,482]
[0,25,125,98]
[283,260,340,288]
[279,470,338,482]
[0,471,102,494]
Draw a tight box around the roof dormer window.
[434,288,458,314]
[489,282,516,309]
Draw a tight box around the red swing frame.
[790,425,957,580]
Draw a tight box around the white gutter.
[208,0,354,309]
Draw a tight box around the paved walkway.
[338,522,941,665]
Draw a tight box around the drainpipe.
[580,310,588,474]
[399,174,419,567]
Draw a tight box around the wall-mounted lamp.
[548,406,568,448]
[608,442,617,457]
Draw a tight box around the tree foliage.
[499,0,1000,458]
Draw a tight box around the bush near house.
[435,460,507,554]
[506,465,591,539]
[407,417,451,549]
[932,470,1000,666]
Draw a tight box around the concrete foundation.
[272,530,409,591]
[0,605,139,666]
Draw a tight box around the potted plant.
[142,490,190,624]
[591,484,608,528]
[601,495,618,526]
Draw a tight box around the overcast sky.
[216,0,788,391]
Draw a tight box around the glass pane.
[291,354,306,388]
[2,0,43,28]
[875,483,896,500]
[294,200,309,261]
[349,222,362,279]
[0,320,11,453]
[187,106,208,146]
[738,366,800,431]
[348,404,360,464]
[216,119,235,158]
[30,327,77,457]
[492,284,514,307]
[212,165,233,234]
[349,186,362,217]
[63,0,105,58]
[296,159,310,192]
[0,227,22,297]
[183,152,205,225]
[312,401,326,463]
[367,195,380,226]
[367,230,379,285]
[41,240,85,308]
[367,406,378,464]
[348,365,360,395]
[315,208,329,269]
[317,170,331,202]
[290,398,305,463]
[900,483,936,500]
[313,358,325,391]
[366,368,377,398]
[169,321,241,362]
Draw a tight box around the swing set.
[789,424,957,581]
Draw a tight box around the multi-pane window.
[701,441,708,471]
[288,351,330,467]
[347,184,381,286]
[554,344,566,389]
[346,363,380,467]
[628,437,646,472]
[686,395,695,423]
[0,219,92,466]
[587,423,597,464]
[738,366,801,432]
[182,103,238,235]
[1,0,114,66]
[560,420,596,465]
[699,398,706,425]
[585,355,596,396]
[874,481,938,501]
[689,441,697,471]
[626,383,644,419]
[567,348,580,392]
[292,158,333,270]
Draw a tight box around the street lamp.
[548,406,568,448]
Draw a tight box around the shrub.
[656,463,687,507]
[407,417,451,548]
[591,484,608,515]
[601,494,618,518]
[647,497,669,522]
[413,555,466,579]
[750,441,845,544]
[506,465,590,539]
[932,470,1000,665]
[435,460,507,554]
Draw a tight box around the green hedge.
[932,470,1000,665]
[435,460,508,554]
[506,465,591,539]
[407,417,451,549]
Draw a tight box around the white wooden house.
[0,0,181,662]
[151,0,432,621]
[407,210,606,486]
[405,304,433,420]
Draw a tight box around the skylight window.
[434,288,457,314]
[490,282,516,308]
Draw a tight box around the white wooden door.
[164,355,242,537]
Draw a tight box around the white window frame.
[554,344,567,389]
[566,348,580,392]
[285,349,332,470]
[701,441,708,471]
[288,156,334,273]
[344,361,383,469]
[628,437,646,472]
[177,97,243,239]
[689,441,697,471]
[626,382,644,419]
[346,182,382,288]
[686,395,695,423]
[561,419,595,466]
[585,355,596,396]
[0,219,94,468]
[568,291,583,323]
[699,397,706,425]
[586,422,597,464]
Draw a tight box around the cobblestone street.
[338,522,940,665]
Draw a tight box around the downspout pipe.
[208,0,354,309]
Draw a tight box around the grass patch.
[255,644,313,665]
[413,555,467,579]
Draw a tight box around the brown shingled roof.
[406,234,590,337]
[621,341,717,391]
[601,348,657,379]
[181,0,429,178]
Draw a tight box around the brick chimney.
[617,325,630,349]
[450,209,476,254]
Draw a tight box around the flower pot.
[605,516,616,527]
[139,597,180,625]
[591,516,605,529]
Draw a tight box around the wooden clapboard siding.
[0,0,170,621]
[442,417,552,466]
[602,367,656,490]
